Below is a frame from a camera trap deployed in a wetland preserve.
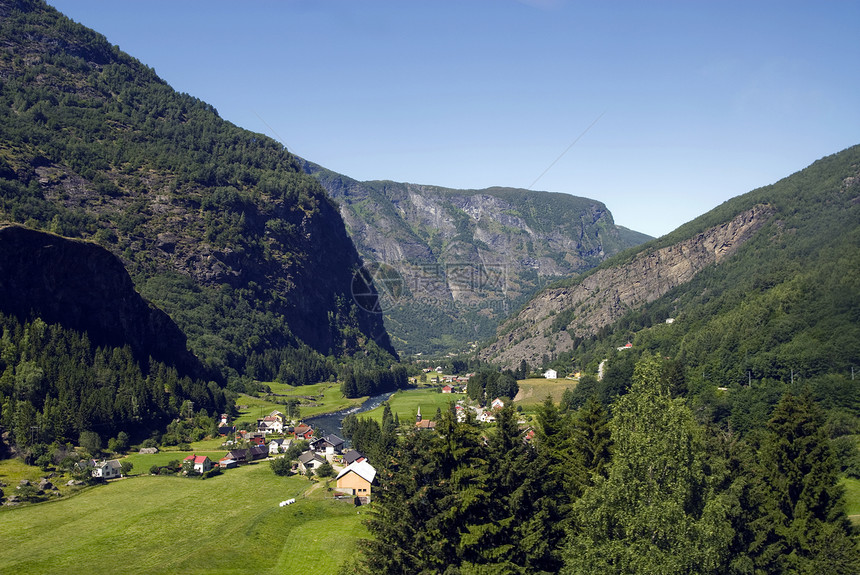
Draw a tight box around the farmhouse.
[543,368,558,379]
[342,449,365,465]
[442,385,453,393]
[269,438,290,455]
[293,423,314,440]
[183,454,212,474]
[92,459,122,479]
[491,397,505,410]
[336,460,377,502]
[297,451,325,474]
[310,434,344,456]
[257,415,284,434]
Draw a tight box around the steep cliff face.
[305,163,651,354]
[0,225,211,380]
[481,205,773,368]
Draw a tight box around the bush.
[316,461,335,478]
[270,456,292,476]
[149,465,160,475]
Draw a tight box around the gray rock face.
[305,163,651,354]
[481,205,773,367]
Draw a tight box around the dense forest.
[0,311,229,459]
[352,354,860,574]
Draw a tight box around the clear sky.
[48,0,860,238]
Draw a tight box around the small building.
[441,385,453,393]
[257,415,284,434]
[183,454,212,474]
[491,397,505,411]
[217,425,236,436]
[92,459,122,479]
[297,450,325,475]
[249,445,268,460]
[342,449,365,466]
[617,342,633,351]
[416,419,436,430]
[218,457,238,469]
[543,369,558,379]
[293,423,314,440]
[336,460,377,502]
[225,449,250,464]
[310,434,344,456]
[269,438,291,456]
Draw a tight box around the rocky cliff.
[481,205,773,368]
[305,163,651,355]
[0,224,212,380]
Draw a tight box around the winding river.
[305,390,395,440]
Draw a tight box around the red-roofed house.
[442,385,453,393]
[293,423,314,440]
[183,454,212,474]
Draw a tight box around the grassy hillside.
[0,464,367,575]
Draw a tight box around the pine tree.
[749,390,860,573]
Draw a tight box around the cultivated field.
[514,377,578,408]
[0,463,367,574]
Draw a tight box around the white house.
[92,459,122,479]
[269,438,291,455]
[491,397,505,410]
[257,415,284,435]
[543,369,558,379]
[183,454,213,474]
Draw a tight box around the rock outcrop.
[481,205,773,367]
[0,224,212,381]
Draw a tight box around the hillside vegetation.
[0,0,394,383]
[484,144,860,389]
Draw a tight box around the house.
[441,385,453,393]
[92,459,122,479]
[257,415,284,434]
[293,423,314,440]
[269,438,291,456]
[491,397,505,410]
[219,413,229,426]
[477,409,496,423]
[217,425,236,436]
[250,435,266,446]
[617,341,633,351]
[336,460,377,502]
[310,434,344,456]
[435,366,444,373]
[268,410,285,423]
[543,368,558,379]
[297,450,325,474]
[342,449,365,465]
[183,454,212,474]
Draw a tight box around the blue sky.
[49,1,860,238]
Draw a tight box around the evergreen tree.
[748,391,860,573]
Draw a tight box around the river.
[305,390,395,441]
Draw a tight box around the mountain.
[304,162,651,356]
[481,144,860,385]
[0,0,394,380]
[0,224,210,382]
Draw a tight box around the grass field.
[841,476,860,526]
[361,388,462,423]
[0,463,368,574]
[235,382,365,428]
[514,377,578,409]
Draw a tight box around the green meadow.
[361,387,461,423]
[0,463,367,575]
[235,382,365,429]
[514,377,578,409]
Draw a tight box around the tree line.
[352,354,860,574]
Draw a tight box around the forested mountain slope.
[0,0,394,381]
[482,144,860,386]
[304,162,650,355]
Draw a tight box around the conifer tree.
[749,390,860,573]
